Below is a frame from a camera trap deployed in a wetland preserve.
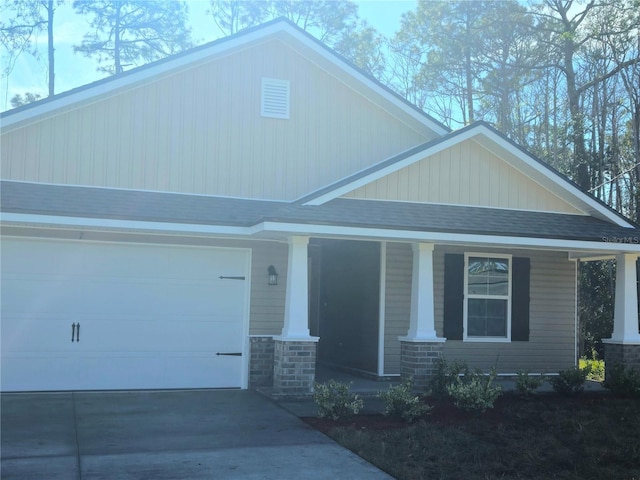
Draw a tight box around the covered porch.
[259,234,640,395]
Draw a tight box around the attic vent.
[261,78,290,119]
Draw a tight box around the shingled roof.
[3,180,639,244]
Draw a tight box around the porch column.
[604,253,640,378]
[274,236,319,395]
[399,242,445,389]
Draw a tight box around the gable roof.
[298,121,635,228]
[0,18,449,137]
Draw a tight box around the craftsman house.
[2,19,639,394]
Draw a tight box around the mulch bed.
[303,391,629,433]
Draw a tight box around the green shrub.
[515,370,545,397]
[603,363,640,396]
[430,358,469,398]
[378,381,432,422]
[446,367,502,412]
[579,357,605,382]
[550,365,590,396]
[313,380,363,420]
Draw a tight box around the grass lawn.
[306,393,640,480]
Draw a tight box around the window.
[261,78,290,119]
[464,254,511,341]
[443,253,529,342]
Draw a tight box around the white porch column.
[401,242,443,342]
[609,253,640,343]
[279,235,316,340]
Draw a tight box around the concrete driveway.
[1,390,392,480]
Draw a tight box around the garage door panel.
[1,355,81,391]
[1,316,76,352]
[76,317,244,352]
[1,238,249,391]
[3,277,88,316]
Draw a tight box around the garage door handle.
[71,323,80,342]
[216,352,242,356]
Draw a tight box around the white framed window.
[463,253,512,342]
[261,78,290,119]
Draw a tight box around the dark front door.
[316,240,380,374]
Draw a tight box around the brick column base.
[400,340,444,389]
[273,339,317,395]
[249,336,275,389]
[604,342,640,379]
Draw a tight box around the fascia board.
[0,213,260,236]
[257,221,640,253]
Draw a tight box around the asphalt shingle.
[3,180,639,244]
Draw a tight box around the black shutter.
[511,257,530,341]
[443,253,464,340]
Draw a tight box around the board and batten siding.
[382,243,576,374]
[344,139,583,215]
[1,39,431,201]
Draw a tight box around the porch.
[252,236,640,395]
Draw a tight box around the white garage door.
[1,238,250,392]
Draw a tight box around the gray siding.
[436,246,576,373]
[248,241,288,335]
[383,243,577,375]
[383,242,412,373]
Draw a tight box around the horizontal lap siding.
[383,243,412,374]
[248,242,288,335]
[436,246,576,373]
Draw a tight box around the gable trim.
[1,18,448,136]
[301,122,635,228]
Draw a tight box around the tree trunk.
[563,40,590,190]
[47,0,54,96]
[114,3,122,74]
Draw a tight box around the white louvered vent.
[261,78,290,119]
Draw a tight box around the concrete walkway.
[1,390,393,480]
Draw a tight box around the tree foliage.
[0,0,46,78]
[73,0,192,75]
[1,0,61,96]
[207,0,385,76]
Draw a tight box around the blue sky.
[0,0,416,111]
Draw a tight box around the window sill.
[463,337,511,343]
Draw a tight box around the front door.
[315,240,380,374]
